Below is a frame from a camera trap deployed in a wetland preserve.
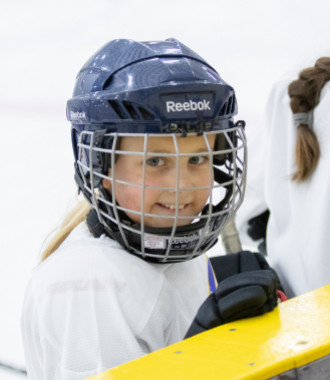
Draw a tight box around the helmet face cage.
[76,124,246,262]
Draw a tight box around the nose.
[167,164,194,193]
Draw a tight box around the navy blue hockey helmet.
[67,38,246,263]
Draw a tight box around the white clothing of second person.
[237,78,330,298]
[21,222,211,380]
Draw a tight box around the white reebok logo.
[166,99,211,113]
[70,111,87,120]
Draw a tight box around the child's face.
[102,134,216,228]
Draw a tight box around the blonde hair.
[41,198,91,262]
[288,57,330,182]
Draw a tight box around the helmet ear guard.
[213,120,245,166]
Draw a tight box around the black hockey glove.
[185,251,286,339]
[210,250,272,282]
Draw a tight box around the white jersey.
[21,222,210,380]
[237,79,330,298]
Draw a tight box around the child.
[21,38,282,379]
[240,57,330,297]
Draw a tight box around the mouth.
[156,203,189,211]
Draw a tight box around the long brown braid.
[288,57,330,182]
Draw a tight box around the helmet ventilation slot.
[219,94,236,116]
[108,100,155,121]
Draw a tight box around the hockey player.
[21,38,284,379]
[240,57,330,298]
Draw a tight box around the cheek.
[114,184,163,226]
[114,182,141,210]
[114,182,160,211]
[195,188,211,208]
[112,161,141,209]
[194,171,213,206]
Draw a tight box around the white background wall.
[1,0,330,378]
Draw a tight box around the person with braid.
[237,57,330,298]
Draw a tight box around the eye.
[146,157,165,167]
[188,156,207,165]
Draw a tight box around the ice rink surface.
[1,0,330,378]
